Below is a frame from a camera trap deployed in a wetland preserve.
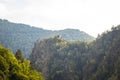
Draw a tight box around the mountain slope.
[30,25,120,80]
[0,19,94,58]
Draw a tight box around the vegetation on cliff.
[30,25,120,80]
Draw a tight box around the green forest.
[1,19,120,80]
[0,19,94,58]
[30,25,120,80]
[0,45,44,80]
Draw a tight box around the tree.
[15,49,24,62]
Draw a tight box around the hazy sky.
[0,0,120,37]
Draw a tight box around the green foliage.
[0,45,44,80]
[0,55,9,72]
[0,70,7,80]
[29,70,44,80]
[10,72,29,80]
[30,25,120,80]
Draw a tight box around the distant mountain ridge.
[0,19,94,58]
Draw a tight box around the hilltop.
[0,19,94,58]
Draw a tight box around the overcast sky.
[0,0,120,37]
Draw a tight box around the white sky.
[0,0,120,37]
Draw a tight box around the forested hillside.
[30,25,120,80]
[0,19,94,58]
[0,45,44,80]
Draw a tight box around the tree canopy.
[0,45,44,80]
[30,25,120,80]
